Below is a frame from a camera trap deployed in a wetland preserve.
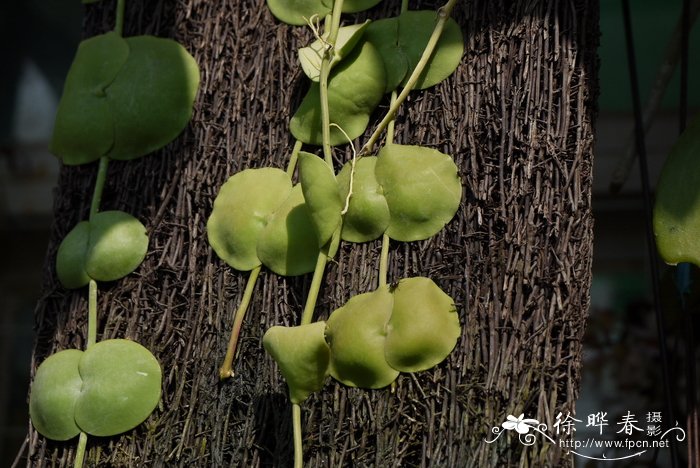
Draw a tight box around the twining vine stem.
[292,404,303,468]
[114,0,126,36]
[219,266,262,379]
[287,139,303,177]
[74,433,88,468]
[89,157,109,221]
[319,0,346,165]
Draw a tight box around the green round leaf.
[108,36,200,161]
[298,152,343,246]
[208,168,293,271]
[290,40,386,146]
[257,185,320,276]
[325,288,398,388]
[299,21,370,82]
[263,322,330,404]
[364,18,408,92]
[29,350,83,441]
[337,156,390,242]
[51,34,199,164]
[375,144,462,241]
[56,211,149,288]
[266,0,330,26]
[84,211,149,283]
[398,11,464,90]
[74,339,161,437]
[56,221,91,289]
[384,277,460,372]
[50,32,128,165]
[653,114,700,266]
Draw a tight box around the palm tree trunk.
[26,0,597,465]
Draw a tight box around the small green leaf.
[208,168,293,271]
[266,0,330,26]
[375,144,462,241]
[384,277,460,372]
[653,114,700,267]
[75,339,161,437]
[29,350,83,441]
[257,185,320,276]
[337,156,390,242]
[325,288,398,388]
[84,211,149,282]
[56,211,148,288]
[56,221,92,289]
[290,41,386,146]
[263,322,330,404]
[298,152,343,246]
[50,32,128,165]
[299,22,370,82]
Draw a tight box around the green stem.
[379,233,390,287]
[386,90,398,145]
[300,253,328,326]
[74,432,88,468]
[114,0,126,36]
[87,280,98,349]
[286,140,303,177]
[89,157,109,221]
[292,403,303,468]
[361,0,459,155]
[401,0,409,13]
[219,266,261,380]
[319,0,346,167]
[319,49,333,166]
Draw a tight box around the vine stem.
[319,0,346,166]
[379,233,390,288]
[74,432,88,468]
[114,0,126,36]
[360,0,458,155]
[88,280,98,348]
[219,266,262,380]
[292,403,303,468]
[287,140,303,177]
[89,157,110,221]
[301,252,328,326]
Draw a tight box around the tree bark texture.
[27,0,598,466]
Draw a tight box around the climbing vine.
[207,0,465,465]
[27,0,200,466]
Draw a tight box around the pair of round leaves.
[56,210,148,289]
[266,0,381,26]
[364,11,464,92]
[29,339,161,440]
[262,277,460,402]
[207,168,323,276]
[50,31,199,165]
[337,144,462,243]
[326,277,461,388]
[653,114,700,267]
